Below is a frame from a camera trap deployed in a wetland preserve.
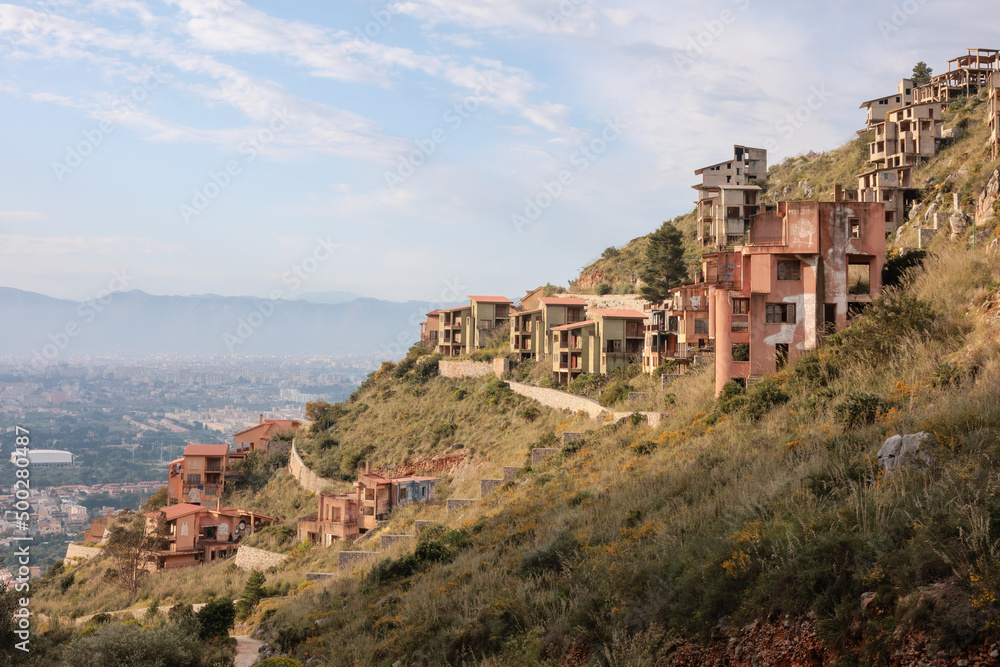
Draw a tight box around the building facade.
[695,145,767,251]
[642,284,711,374]
[705,200,886,395]
[145,503,272,570]
[511,297,587,360]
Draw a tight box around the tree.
[197,598,237,640]
[140,487,168,513]
[103,512,163,593]
[305,401,336,431]
[639,222,688,304]
[236,570,266,620]
[912,61,933,86]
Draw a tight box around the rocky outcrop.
[976,169,1000,228]
[878,432,934,473]
[670,617,832,666]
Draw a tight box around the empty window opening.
[775,344,789,370]
[849,217,861,238]
[732,344,750,362]
[848,263,871,295]
[765,303,796,324]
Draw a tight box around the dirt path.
[233,636,264,667]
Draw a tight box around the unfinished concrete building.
[856,101,942,232]
[859,78,914,129]
[642,284,710,374]
[990,72,1000,161]
[913,48,999,105]
[695,145,767,251]
[704,201,886,396]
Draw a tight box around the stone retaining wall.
[305,573,335,581]
[234,545,289,572]
[338,551,378,570]
[380,534,413,550]
[562,432,584,446]
[661,374,684,387]
[508,382,606,418]
[63,543,102,564]
[288,441,336,493]
[438,358,509,380]
[446,498,476,513]
[480,479,503,496]
[532,448,560,464]
[502,466,523,483]
[611,411,664,428]
[413,520,436,534]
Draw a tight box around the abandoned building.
[297,491,360,546]
[913,48,998,105]
[550,309,647,385]
[232,417,301,457]
[705,200,886,395]
[511,296,587,360]
[694,145,767,251]
[990,72,1000,160]
[166,444,233,506]
[642,284,710,374]
[145,503,272,571]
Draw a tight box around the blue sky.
[0,0,991,302]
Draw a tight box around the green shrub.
[834,392,889,429]
[732,343,750,362]
[653,359,679,378]
[599,381,633,407]
[452,388,468,401]
[196,598,236,640]
[742,377,790,421]
[258,659,304,667]
[62,622,206,667]
[930,362,966,388]
[596,282,612,295]
[519,405,541,422]
[519,529,579,576]
[567,372,606,396]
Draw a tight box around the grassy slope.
[248,244,1000,666]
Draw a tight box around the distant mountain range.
[0,288,459,359]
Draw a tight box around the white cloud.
[0,210,44,222]
[0,235,189,255]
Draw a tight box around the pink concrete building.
[704,200,886,395]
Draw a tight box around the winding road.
[234,636,265,667]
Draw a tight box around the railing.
[205,463,222,472]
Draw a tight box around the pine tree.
[912,61,932,86]
[639,222,688,304]
[236,570,267,620]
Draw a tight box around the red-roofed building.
[232,417,302,456]
[511,297,587,361]
[420,309,443,346]
[167,443,236,506]
[144,503,273,571]
[435,296,514,357]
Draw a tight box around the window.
[732,298,749,314]
[849,217,861,238]
[777,260,800,281]
[186,474,201,485]
[766,303,796,324]
[694,318,709,335]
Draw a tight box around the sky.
[0,0,993,303]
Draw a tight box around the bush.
[742,377,790,421]
[258,659,304,667]
[930,362,966,388]
[732,343,750,362]
[236,570,266,621]
[519,529,580,576]
[452,388,468,401]
[596,282,612,295]
[598,381,633,407]
[196,598,236,640]
[519,405,541,422]
[834,392,889,429]
[62,622,206,667]
[567,372,606,396]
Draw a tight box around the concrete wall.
[438,358,509,379]
[413,520,436,534]
[480,479,503,496]
[532,448,560,465]
[305,573,336,581]
[562,432,585,446]
[63,543,102,564]
[508,381,607,418]
[338,551,377,571]
[234,545,289,572]
[502,466,523,483]
[446,498,476,512]
[380,534,413,550]
[288,441,336,493]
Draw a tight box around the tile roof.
[538,297,588,306]
[550,320,595,332]
[183,444,230,457]
[468,295,513,303]
[589,309,648,319]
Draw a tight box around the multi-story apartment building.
[642,284,711,374]
[297,491,360,546]
[167,444,233,506]
[695,145,767,251]
[511,297,587,360]
[355,472,438,532]
[858,78,914,128]
[549,309,646,385]
[145,503,272,570]
[419,309,442,346]
[436,296,513,357]
[856,101,942,231]
[704,200,886,395]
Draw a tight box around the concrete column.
[714,288,732,396]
